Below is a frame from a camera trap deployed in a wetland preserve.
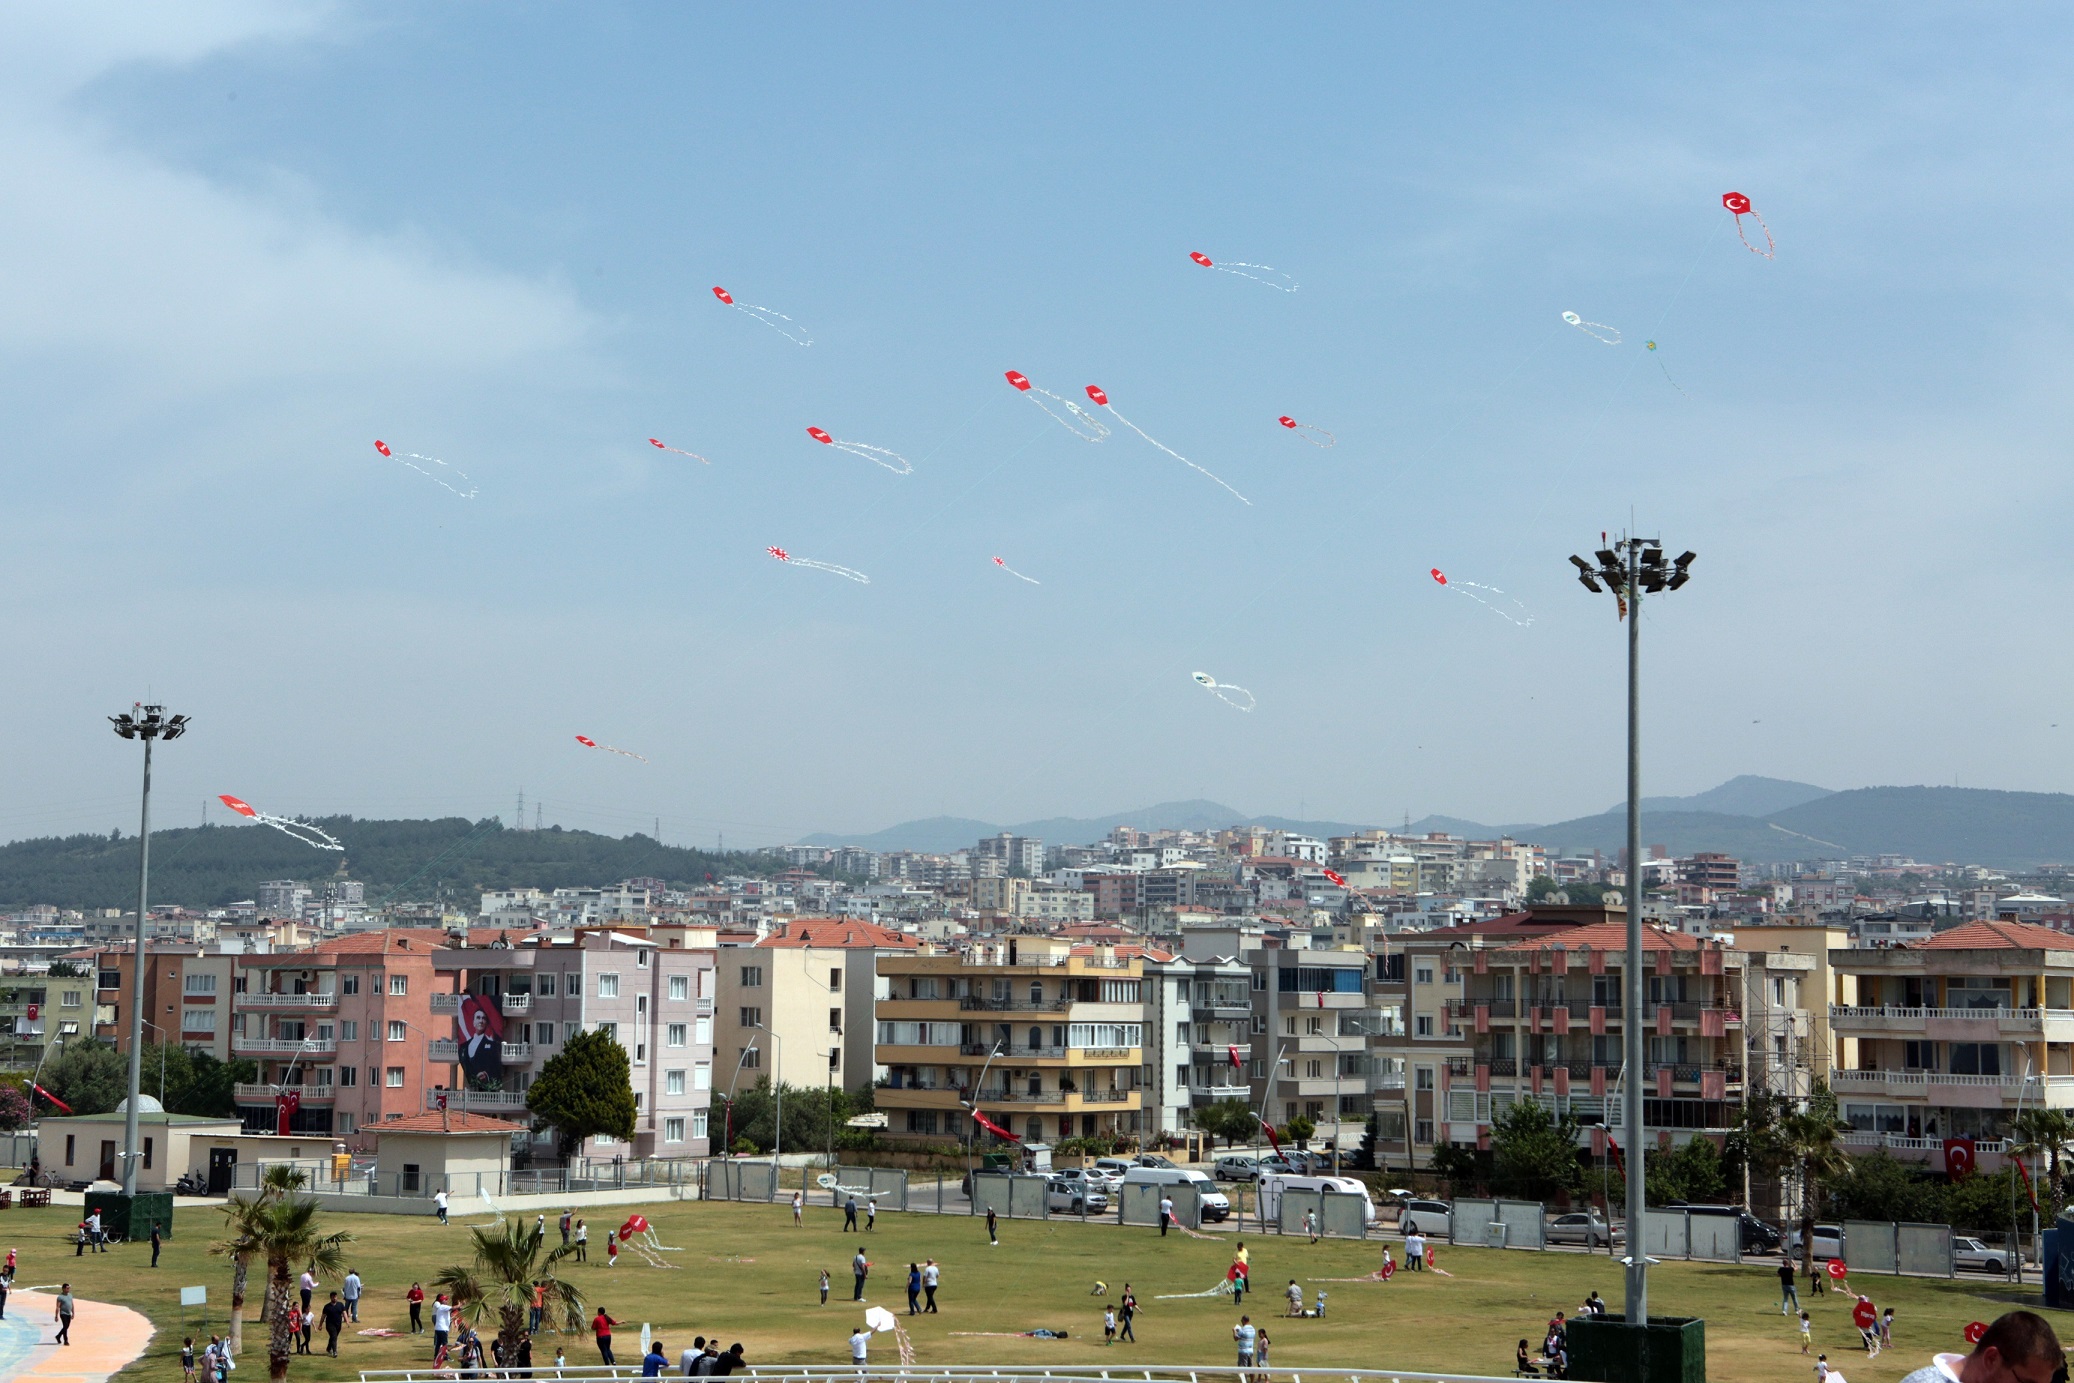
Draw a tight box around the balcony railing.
[234,1082,336,1103]
[958,996,1072,1012]
[429,994,463,1014]
[1832,1068,2060,1090]
[501,993,532,1013]
[1076,1091,1138,1104]
[961,1043,1067,1059]
[233,1036,337,1056]
[502,1042,533,1062]
[979,1089,1065,1104]
[235,992,340,1010]
[1841,1131,2011,1154]
[1830,1005,2050,1023]
[424,1088,530,1111]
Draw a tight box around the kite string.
[1109,410,1251,507]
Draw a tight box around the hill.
[799,800,1369,853]
[1768,787,2074,869]
[1610,774,1835,818]
[0,817,785,911]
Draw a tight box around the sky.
[5,3,2074,851]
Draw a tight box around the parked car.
[1092,1157,1138,1183]
[1045,1176,1109,1214]
[1546,1212,1621,1247]
[1214,1153,1266,1181]
[1398,1198,1454,1238]
[1664,1203,1783,1255]
[1954,1236,2010,1274]
[1134,1154,1178,1169]
[1057,1166,1120,1194]
[1120,1166,1233,1222]
[1785,1225,1846,1261]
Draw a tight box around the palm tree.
[213,1164,311,1357]
[212,1175,351,1383]
[432,1216,585,1369]
[2011,1107,2074,1202]
[1781,1100,1852,1274]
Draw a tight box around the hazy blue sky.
[6,3,2074,849]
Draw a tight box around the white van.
[1259,1174,1379,1227]
[1121,1165,1233,1222]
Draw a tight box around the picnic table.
[16,1187,51,1207]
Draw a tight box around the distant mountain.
[1403,814,1547,839]
[799,800,1369,854]
[1527,809,1821,864]
[1770,787,2074,869]
[1610,775,1835,819]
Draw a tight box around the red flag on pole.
[1227,1044,1243,1070]
[2016,1154,2041,1214]
[1605,1132,1623,1172]
[972,1109,1021,1142]
[276,1088,301,1135]
[1257,1113,1283,1158]
[29,1082,72,1114]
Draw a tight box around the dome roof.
[114,1094,165,1114]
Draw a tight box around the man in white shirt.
[300,1269,318,1313]
[434,1188,449,1225]
[1158,1196,1174,1236]
[922,1260,940,1313]
[431,1293,454,1355]
[849,1325,871,1373]
[1234,1315,1257,1366]
[343,1269,362,1322]
[1406,1231,1426,1270]
[1896,1311,2063,1383]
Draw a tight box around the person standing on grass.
[1234,1314,1256,1369]
[181,1336,195,1383]
[435,1187,449,1225]
[407,1282,425,1332]
[1406,1229,1425,1270]
[1103,1304,1116,1343]
[301,1267,318,1314]
[592,1306,618,1364]
[0,1271,9,1320]
[923,1259,939,1312]
[322,1291,347,1356]
[53,1284,73,1346]
[1158,1195,1173,1236]
[849,1323,871,1374]
[530,1280,546,1332]
[1255,1326,1271,1369]
[1780,1257,1800,1313]
[559,1209,572,1247]
[1801,1312,1813,1354]
[866,1198,877,1231]
[432,1292,453,1356]
[344,1267,363,1322]
[986,1206,998,1245]
[150,1221,162,1267]
[574,1218,588,1262]
[852,1247,869,1301]
[820,1269,830,1305]
[1304,1209,1318,1243]
[1118,1285,1137,1343]
[793,1190,804,1226]
[1881,1308,1893,1350]
[844,1195,859,1232]
[907,1262,922,1315]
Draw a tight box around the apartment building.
[93,947,239,1062]
[1829,919,2074,1167]
[1247,946,1374,1153]
[1448,925,1747,1152]
[434,927,717,1159]
[713,918,916,1097]
[1,965,96,1070]
[1142,950,1254,1138]
[876,941,1145,1144]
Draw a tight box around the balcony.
[1830,1068,2074,1105]
[976,1089,1065,1104]
[233,1082,336,1103]
[1195,1001,1254,1019]
[428,994,463,1014]
[502,1042,533,1062]
[958,995,1072,1013]
[1828,1005,2071,1039]
[500,993,532,1014]
[960,1043,1067,1059]
[430,1039,457,1061]
[1190,1083,1253,1102]
[424,1088,530,1112]
[234,992,339,1011]
[232,1036,337,1056]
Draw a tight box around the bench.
[17,1188,50,1208]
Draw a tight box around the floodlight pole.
[110,704,187,1197]
[1622,540,1647,1325]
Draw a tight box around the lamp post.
[140,1016,173,1107]
[1567,538,1694,1324]
[109,703,189,1196]
[963,1041,1005,1210]
[1325,1019,1369,1175]
[755,1023,785,1164]
[722,1040,759,1159]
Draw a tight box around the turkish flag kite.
[1827,1259,1848,1281]
[1965,1322,1987,1345]
[1257,1113,1283,1158]
[1323,869,1347,888]
[1227,1044,1243,1069]
[1943,1137,1977,1180]
[971,1109,1020,1142]
[30,1081,71,1114]
[1852,1298,1877,1330]
[276,1088,301,1136]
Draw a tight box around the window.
[829,968,842,992]
[694,1062,711,1090]
[65,1134,75,1165]
[667,1024,687,1047]
[875,1021,960,1045]
[669,975,689,1001]
[830,1007,843,1033]
[58,1020,78,1035]
[597,1022,618,1041]
[337,1113,356,1134]
[389,975,408,996]
[635,1041,647,1065]
[598,974,620,998]
[58,990,80,1008]
[1306,1016,1323,1035]
[828,1045,840,1068]
[1065,1023,1142,1049]
[184,973,218,994]
[692,1110,708,1138]
[740,1046,760,1070]
[182,1009,217,1033]
[565,973,579,998]
[666,1070,686,1095]
[694,1016,710,1044]
[98,969,120,990]
[1416,1015,1434,1037]
[368,1066,380,1087]
[634,1091,644,1110]
[1251,1015,1266,1034]
[316,1023,333,1041]
[387,1021,406,1042]
[1415,964,1435,985]
[385,1068,404,1087]
[1251,971,1266,990]
[1306,1059,1323,1078]
[144,1136,154,1170]
[340,1021,358,1041]
[1285,1017,1297,1035]
[1904,1040,1936,1071]
[1415,1066,1435,1091]
[402,1163,420,1192]
[905,1110,940,1134]
[340,1067,358,1087]
[341,975,360,995]
[536,1021,555,1044]
[637,949,650,969]
[740,965,763,988]
[1415,1118,1435,1143]
[1950,1043,2002,1076]
[740,1007,763,1029]
[664,1117,685,1143]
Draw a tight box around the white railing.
[235,992,340,1009]
[233,1036,337,1055]
[1830,1005,2050,1023]
[424,1089,529,1111]
[234,1082,336,1102]
[501,993,533,1013]
[428,994,462,1014]
[1840,1132,2011,1154]
[362,1368,1519,1383]
[502,1041,533,1061]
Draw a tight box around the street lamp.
[755,1023,784,1164]
[1566,537,1694,1325]
[962,1041,1005,1211]
[1325,1018,1370,1176]
[110,703,189,1196]
[721,1040,759,1159]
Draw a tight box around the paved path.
[0,1288,155,1383]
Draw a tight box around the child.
[555,1346,567,1372]
[1880,1308,1893,1348]
[1255,1327,1271,1368]
[820,1269,831,1305]
[182,1337,197,1383]
[606,1229,619,1268]
[1103,1305,1117,1344]
[1800,1312,1812,1354]
[1315,1288,1328,1318]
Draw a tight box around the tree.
[1428,1141,1489,1196]
[212,1168,351,1381]
[525,1028,636,1162]
[41,1038,128,1114]
[1825,1148,1945,1225]
[213,1165,306,1356]
[0,1084,30,1131]
[432,1217,584,1370]
[2011,1108,2074,1201]
[1653,1135,1728,1204]
[1192,1097,1258,1149]
[1781,1084,1852,1273]
[1286,1114,1317,1149]
[1489,1099,1584,1201]
[1723,1092,1796,1211]
[1356,1113,1380,1171]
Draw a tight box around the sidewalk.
[3,1288,155,1383]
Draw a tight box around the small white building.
[367,1110,525,1197]
[35,1095,320,1192]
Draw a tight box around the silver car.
[1954,1236,2010,1274]
[1547,1212,1622,1247]
[1045,1176,1109,1214]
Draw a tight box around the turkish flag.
[1853,1299,1877,1330]
[2016,1155,2041,1213]
[277,1089,300,1136]
[1227,1045,1242,1070]
[1257,1113,1283,1158]
[1323,869,1347,888]
[1943,1138,1976,1180]
[1605,1132,1624,1172]
[972,1109,1020,1142]
[30,1082,72,1114]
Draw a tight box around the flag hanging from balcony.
[1943,1137,1976,1181]
[276,1087,301,1136]
[1228,1045,1243,1069]
[1257,1113,1283,1157]
[972,1109,1020,1142]
[2015,1154,2040,1213]
[29,1081,71,1114]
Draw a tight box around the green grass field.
[12,1199,2053,1382]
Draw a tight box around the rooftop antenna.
[516,788,525,830]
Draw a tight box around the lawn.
[11,1198,2054,1383]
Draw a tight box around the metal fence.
[1451,1198,1544,1250]
[1274,1188,1369,1240]
[1118,1180,1203,1230]
[833,1166,909,1212]
[233,1158,702,1200]
[707,1160,780,1202]
[360,1367,1521,1383]
[1842,1221,1955,1277]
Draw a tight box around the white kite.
[217,796,344,852]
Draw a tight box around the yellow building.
[876,941,1145,1144]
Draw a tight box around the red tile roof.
[296,930,444,956]
[1917,919,2074,951]
[1509,923,1713,953]
[369,1111,529,1135]
[759,919,918,950]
